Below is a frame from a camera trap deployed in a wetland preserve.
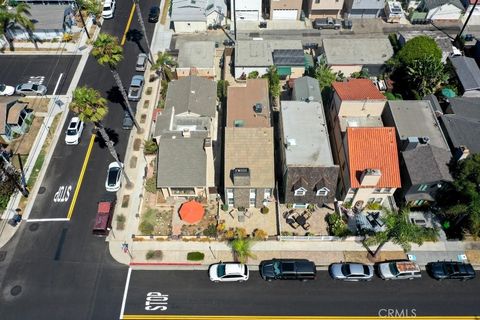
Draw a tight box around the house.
[279,100,339,208]
[234,40,305,79]
[0,97,33,144]
[440,97,480,159]
[416,0,464,21]
[343,0,385,18]
[6,4,77,41]
[397,31,456,63]
[176,41,216,79]
[306,0,344,18]
[231,0,262,24]
[154,76,218,199]
[224,79,275,208]
[292,76,322,102]
[321,38,394,76]
[171,0,227,33]
[463,0,480,15]
[339,127,401,210]
[270,0,303,19]
[382,100,453,208]
[449,56,480,97]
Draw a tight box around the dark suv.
[426,261,476,281]
[260,259,316,281]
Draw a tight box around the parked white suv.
[102,0,116,19]
[209,262,249,282]
[378,260,421,280]
[65,117,84,145]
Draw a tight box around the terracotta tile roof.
[332,79,386,101]
[347,127,401,188]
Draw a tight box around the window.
[417,184,428,192]
[316,187,330,196]
[294,187,306,196]
[264,189,272,200]
[367,198,375,203]
[373,188,381,193]
[375,198,383,203]
[249,189,256,207]
[383,188,392,193]
[315,0,320,3]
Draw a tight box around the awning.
[7,103,27,124]
[179,200,205,224]
[277,66,292,76]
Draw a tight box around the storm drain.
[10,286,22,296]
[38,187,46,194]
[29,223,39,232]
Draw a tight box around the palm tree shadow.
[126,29,146,54]
[106,86,126,109]
[95,127,119,148]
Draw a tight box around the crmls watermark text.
[378,308,417,317]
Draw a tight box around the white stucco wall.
[427,4,463,20]
[173,21,207,33]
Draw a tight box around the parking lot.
[0,54,80,95]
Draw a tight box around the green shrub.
[144,140,158,155]
[203,223,217,237]
[146,250,155,260]
[247,71,259,79]
[146,250,163,260]
[0,194,10,210]
[260,206,269,214]
[139,221,154,235]
[145,176,157,193]
[366,202,383,210]
[116,214,126,223]
[221,203,229,211]
[187,251,205,261]
[327,213,351,237]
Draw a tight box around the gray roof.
[177,41,215,69]
[447,96,480,118]
[402,145,453,184]
[29,5,68,30]
[423,94,443,115]
[280,101,334,167]
[156,135,207,187]
[171,0,226,21]
[235,40,303,67]
[292,76,321,102]
[449,56,480,92]
[322,38,394,66]
[165,76,217,117]
[420,0,464,10]
[440,114,480,153]
[385,100,450,150]
[272,49,305,66]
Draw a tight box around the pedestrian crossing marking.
[28,76,45,85]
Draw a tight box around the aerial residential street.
[0,0,156,318]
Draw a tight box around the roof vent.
[307,96,314,102]
[254,103,263,113]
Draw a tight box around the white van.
[102,0,116,19]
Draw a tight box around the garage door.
[237,10,260,21]
[272,9,298,20]
[349,9,380,18]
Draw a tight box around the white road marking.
[28,76,45,85]
[119,267,132,319]
[26,218,70,222]
[53,185,72,203]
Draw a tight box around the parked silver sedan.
[329,262,374,281]
[16,83,47,96]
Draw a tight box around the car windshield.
[341,264,351,276]
[273,261,281,276]
[103,5,111,10]
[0,84,5,91]
[67,129,77,135]
[389,263,399,276]
[31,84,38,90]
[108,167,120,185]
[217,264,226,277]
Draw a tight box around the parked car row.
[0,83,48,96]
[209,259,476,283]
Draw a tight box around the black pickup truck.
[260,259,316,281]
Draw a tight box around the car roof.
[132,75,144,81]
[224,263,244,274]
[138,53,148,58]
[108,162,121,169]
[348,263,367,275]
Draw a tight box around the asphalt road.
[0,55,81,95]
[124,270,480,317]
[0,0,158,318]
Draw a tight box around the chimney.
[360,168,382,187]
[402,136,419,151]
[232,168,250,186]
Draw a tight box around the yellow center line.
[67,134,96,219]
[121,4,136,46]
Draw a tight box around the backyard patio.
[278,204,332,236]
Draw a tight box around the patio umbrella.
[179,200,205,224]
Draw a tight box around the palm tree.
[0,2,35,47]
[229,237,256,263]
[92,33,141,132]
[363,208,439,259]
[446,200,480,239]
[131,0,153,62]
[70,86,131,186]
[151,51,176,81]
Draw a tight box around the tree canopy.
[92,33,123,69]
[397,35,442,66]
[70,86,108,124]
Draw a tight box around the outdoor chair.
[302,222,311,230]
[303,211,312,220]
[289,220,300,229]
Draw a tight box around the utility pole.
[133,0,154,63]
[74,0,91,39]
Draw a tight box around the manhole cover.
[10,286,22,296]
[38,187,46,194]
[29,223,39,232]
[0,251,6,262]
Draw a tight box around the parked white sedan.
[0,84,15,96]
[105,162,123,192]
[209,262,249,282]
